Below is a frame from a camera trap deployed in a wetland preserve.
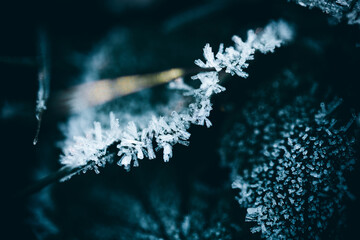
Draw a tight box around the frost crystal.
[60,20,293,176]
[225,76,356,239]
[195,20,293,77]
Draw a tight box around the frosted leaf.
[347,1,360,25]
[224,75,356,239]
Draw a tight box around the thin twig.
[33,28,50,145]
[14,164,91,199]
[17,68,228,198]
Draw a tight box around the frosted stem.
[33,29,50,145]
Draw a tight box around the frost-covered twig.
[288,0,360,25]
[16,165,88,198]
[59,20,293,177]
[34,29,50,145]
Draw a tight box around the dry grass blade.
[55,68,187,114]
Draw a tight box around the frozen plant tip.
[60,20,293,177]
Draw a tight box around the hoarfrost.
[223,75,356,239]
[60,20,293,176]
[288,0,360,26]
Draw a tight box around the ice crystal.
[195,20,293,77]
[60,20,293,176]
[226,76,356,239]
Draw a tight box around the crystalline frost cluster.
[60,20,293,175]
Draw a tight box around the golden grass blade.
[56,68,186,114]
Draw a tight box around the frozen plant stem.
[33,29,50,145]
[15,165,88,199]
[20,20,289,192]
[59,20,293,176]
[17,20,293,198]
